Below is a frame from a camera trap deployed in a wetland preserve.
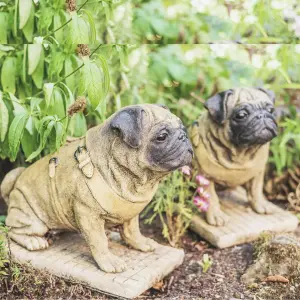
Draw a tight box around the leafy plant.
[269,117,300,174]
[143,170,195,247]
[199,253,213,273]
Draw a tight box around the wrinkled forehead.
[234,88,273,106]
[145,105,182,128]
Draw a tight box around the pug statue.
[1,104,193,273]
[190,88,278,226]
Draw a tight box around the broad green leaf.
[67,13,89,44]
[56,82,74,108]
[53,10,65,42]
[22,4,34,42]
[79,59,104,109]
[26,119,55,161]
[30,97,43,112]
[43,83,54,107]
[19,0,32,29]
[81,9,96,43]
[28,44,43,75]
[55,122,64,150]
[95,54,110,98]
[68,112,87,137]
[64,55,79,92]
[25,115,34,135]
[13,0,19,38]
[21,126,38,159]
[8,113,29,161]
[9,93,27,116]
[0,12,8,43]
[31,48,44,89]
[0,92,9,142]
[47,88,65,118]
[1,57,16,94]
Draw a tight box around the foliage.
[199,253,213,273]
[269,116,300,174]
[132,0,300,44]
[143,170,195,247]
[0,43,113,162]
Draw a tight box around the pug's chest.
[196,143,268,187]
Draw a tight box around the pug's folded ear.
[204,89,233,125]
[257,88,276,103]
[110,107,145,148]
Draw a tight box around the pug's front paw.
[96,252,127,273]
[206,208,229,226]
[127,237,159,252]
[251,200,275,214]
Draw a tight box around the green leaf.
[79,58,104,109]
[67,13,89,44]
[31,48,44,89]
[9,93,27,116]
[53,10,65,42]
[81,9,96,43]
[68,112,87,137]
[55,122,64,150]
[8,113,29,161]
[19,0,32,29]
[0,92,9,142]
[64,55,79,92]
[25,118,55,161]
[46,87,65,119]
[43,83,55,108]
[1,57,17,94]
[28,44,43,75]
[21,126,38,159]
[22,4,34,42]
[0,12,8,43]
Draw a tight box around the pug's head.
[205,88,278,147]
[107,104,193,172]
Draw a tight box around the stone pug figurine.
[190,88,278,226]
[1,104,193,273]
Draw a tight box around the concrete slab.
[190,188,299,248]
[10,231,184,299]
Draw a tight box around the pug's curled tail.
[0,167,25,204]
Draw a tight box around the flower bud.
[196,175,210,187]
[181,166,191,176]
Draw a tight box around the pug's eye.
[235,110,248,120]
[266,106,274,114]
[157,132,168,142]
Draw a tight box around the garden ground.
[1,210,299,300]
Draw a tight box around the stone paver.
[10,231,184,299]
[190,188,299,248]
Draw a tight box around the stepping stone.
[10,231,184,299]
[190,187,299,248]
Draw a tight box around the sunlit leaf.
[1,56,16,94]
[8,112,29,161]
[0,12,8,43]
[43,83,55,108]
[31,47,44,89]
[0,92,9,142]
[28,44,43,75]
[19,0,32,29]
[22,3,34,42]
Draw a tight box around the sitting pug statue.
[190,88,278,226]
[1,104,193,273]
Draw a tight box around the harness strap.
[74,146,94,178]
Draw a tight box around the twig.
[190,92,206,104]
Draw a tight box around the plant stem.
[55,63,84,85]
[44,0,90,40]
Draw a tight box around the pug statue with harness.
[190,88,278,226]
[1,104,193,273]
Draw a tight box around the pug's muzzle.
[230,108,278,146]
[149,126,194,171]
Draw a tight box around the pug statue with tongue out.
[1,104,193,273]
[190,88,278,226]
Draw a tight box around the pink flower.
[181,166,191,176]
[193,196,210,212]
[196,175,210,187]
[196,187,210,199]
